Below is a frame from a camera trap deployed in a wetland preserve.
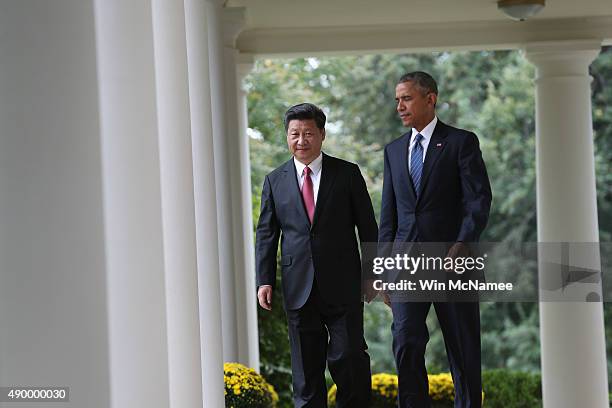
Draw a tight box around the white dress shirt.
[408,116,438,171]
[294,152,323,204]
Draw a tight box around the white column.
[225,50,260,370]
[151,1,203,407]
[206,0,240,362]
[525,40,609,408]
[205,1,260,369]
[94,0,171,406]
[0,2,109,407]
[213,4,260,369]
[184,0,226,406]
[231,49,259,370]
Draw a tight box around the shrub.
[224,362,279,408]
[482,369,541,407]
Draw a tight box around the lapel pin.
[436,143,442,147]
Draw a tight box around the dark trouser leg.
[391,301,432,408]
[324,301,371,408]
[433,302,481,408]
[286,290,329,408]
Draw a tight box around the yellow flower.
[328,372,485,407]
[223,362,278,407]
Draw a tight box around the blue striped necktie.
[410,133,424,195]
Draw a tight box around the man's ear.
[321,128,326,140]
[429,93,438,107]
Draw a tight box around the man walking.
[379,72,492,407]
[256,103,378,407]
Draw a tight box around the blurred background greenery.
[246,48,612,407]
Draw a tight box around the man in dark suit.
[256,103,378,408]
[379,72,492,408]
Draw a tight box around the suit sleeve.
[456,132,493,242]
[350,164,378,279]
[350,164,378,243]
[255,175,281,288]
[378,146,398,255]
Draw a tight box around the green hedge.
[482,369,541,407]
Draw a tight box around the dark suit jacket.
[379,120,492,246]
[256,153,378,310]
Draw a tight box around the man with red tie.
[255,103,378,408]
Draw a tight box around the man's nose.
[397,101,404,111]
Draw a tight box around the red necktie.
[301,166,315,223]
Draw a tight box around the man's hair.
[398,71,438,96]
[284,103,326,131]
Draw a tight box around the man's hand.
[445,242,470,272]
[446,242,470,259]
[257,286,273,311]
[363,279,379,303]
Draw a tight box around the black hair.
[283,103,326,131]
[398,71,438,96]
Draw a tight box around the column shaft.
[526,40,608,408]
[0,1,109,407]
[151,0,203,406]
[225,50,260,369]
[185,0,226,405]
[94,0,170,406]
[206,0,239,362]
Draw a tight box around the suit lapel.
[398,133,417,203]
[417,121,448,201]
[311,153,337,230]
[281,159,311,229]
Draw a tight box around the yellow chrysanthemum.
[328,372,484,407]
[223,362,278,408]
